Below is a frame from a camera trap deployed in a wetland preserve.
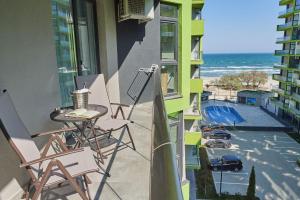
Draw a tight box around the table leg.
[72,122,88,148]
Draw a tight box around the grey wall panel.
[116,0,160,105]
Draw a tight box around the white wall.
[0,0,61,199]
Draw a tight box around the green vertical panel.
[182,181,190,200]
[162,0,192,115]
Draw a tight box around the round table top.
[50,104,108,123]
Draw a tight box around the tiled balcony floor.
[40,102,153,200]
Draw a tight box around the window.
[161,65,178,95]
[191,36,201,60]
[192,8,202,20]
[51,0,99,107]
[296,0,300,9]
[160,4,178,96]
[161,22,177,60]
[161,4,177,18]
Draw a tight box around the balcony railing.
[271,98,285,108]
[191,50,203,60]
[289,106,300,116]
[185,145,200,169]
[277,20,300,30]
[293,78,300,86]
[277,21,293,30]
[273,74,288,82]
[292,93,300,102]
[274,64,288,69]
[276,36,292,43]
[275,49,300,56]
[272,88,285,95]
[192,10,202,20]
[151,68,183,200]
[290,49,300,55]
[279,0,293,5]
[278,7,294,17]
[275,49,290,55]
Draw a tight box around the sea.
[201,53,281,77]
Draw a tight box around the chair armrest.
[110,102,130,107]
[19,148,84,168]
[31,127,78,138]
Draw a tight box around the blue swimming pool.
[204,106,245,124]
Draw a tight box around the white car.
[205,139,231,148]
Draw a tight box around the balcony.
[274,49,290,56]
[191,19,204,36]
[184,109,202,120]
[277,21,292,31]
[274,64,288,69]
[278,7,294,18]
[292,93,300,102]
[279,0,293,6]
[273,74,288,82]
[289,106,300,116]
[276,35,300,43]
[276,36,292,43]
[192,0,205,7]
[271,98,285,108]
[191,51,203,65]
[1,69,184,200]
[185,131,201,147]
[185,145,201,169]
[272,88,285,96]
[293,78,300,86]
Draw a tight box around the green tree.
[251,71,268,89]
[238,72,253,88]
[246,166,256,200]
[218,74,242,90]
[237,71,268,89]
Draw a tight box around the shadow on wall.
[115,0,160,105]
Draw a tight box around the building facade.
[160,0,204,198]
[273,0,300,126]
[0,0,204,199]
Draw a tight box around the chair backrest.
[75,74,112,119]
[0,90,40,180]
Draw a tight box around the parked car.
[201,124,225,132]
[209,155,243,172]
[205,139,231,148]
[203,130,231,140]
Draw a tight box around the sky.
[202,0,283,54]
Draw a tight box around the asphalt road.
[206,130,300,200]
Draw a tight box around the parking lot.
[205,130,300,200]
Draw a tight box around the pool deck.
[201,100,285,127]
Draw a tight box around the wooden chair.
[0,90,99,200]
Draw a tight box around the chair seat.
[96,119,130,131]
[36,147,98,186]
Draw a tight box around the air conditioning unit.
[118,0,154,23]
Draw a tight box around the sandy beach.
[202,76,278,100]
